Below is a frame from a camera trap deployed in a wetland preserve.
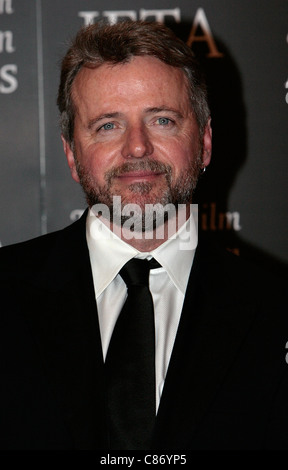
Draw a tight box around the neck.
[109,203,192,252]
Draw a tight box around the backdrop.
[1,0,287,275]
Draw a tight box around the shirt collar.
[86,206,198,298]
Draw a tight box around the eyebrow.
[88,113,122,130]
[87,107,184,129]
[144,106,184,119]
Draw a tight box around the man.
[0,21,287,450]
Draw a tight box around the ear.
[202,118,212,168]
[61,135,80,183]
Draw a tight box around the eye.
[99,122,115,131]
[156,117,173,126]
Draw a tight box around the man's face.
[63,55,211,215]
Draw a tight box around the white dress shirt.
[86,207,198,410]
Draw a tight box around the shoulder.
[0,210,88,275]
[195,237,287,310]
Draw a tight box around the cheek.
[75,143,110,175]
[87,160,108,185]
[159,141,197,173]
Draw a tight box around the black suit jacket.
[0,211,287,450]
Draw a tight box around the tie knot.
[120,258,160,288]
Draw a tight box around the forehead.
[71,56,191,114]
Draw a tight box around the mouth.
[105,159,171,188]
[116,170,165,184]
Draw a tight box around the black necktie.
[105,258,160,450]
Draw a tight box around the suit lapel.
[152,242,257,449]
[22,212,109,449]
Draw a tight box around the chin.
[119,184,171,207]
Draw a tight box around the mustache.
[105,159,172,184]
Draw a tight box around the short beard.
[75,154,202,231]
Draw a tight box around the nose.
[121,125,154,159]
